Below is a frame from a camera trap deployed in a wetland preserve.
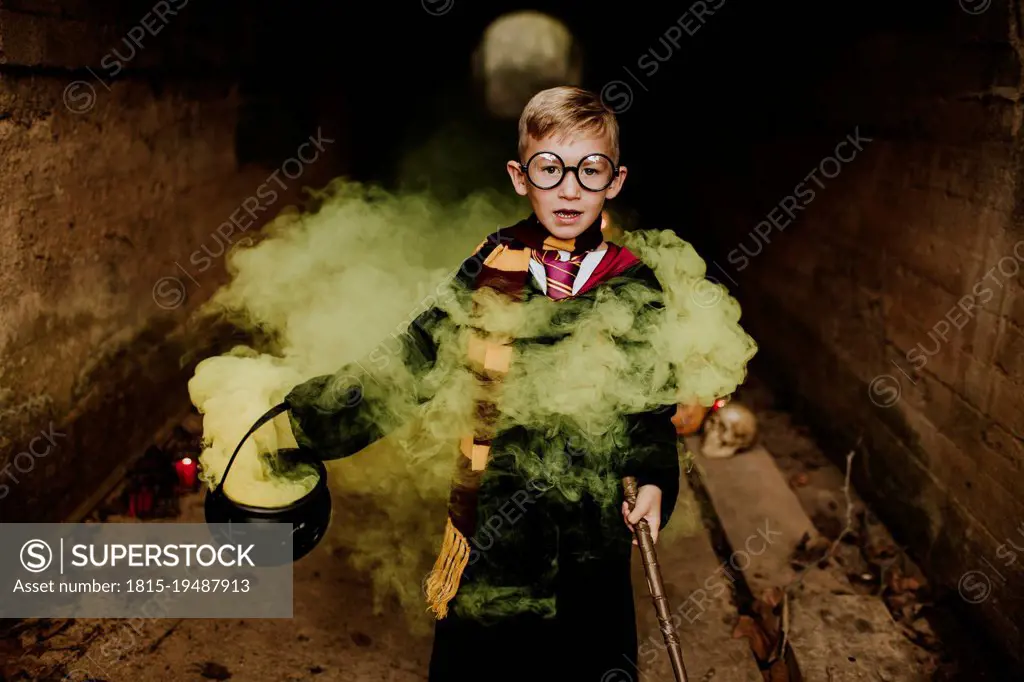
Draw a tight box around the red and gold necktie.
[534,249,587,300]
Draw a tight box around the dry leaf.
[760,587,785,609]
[900,577,921,592]
[733,615,773,662]
[39,618,72,641]
[766,658,790,682]
[196,661,232,680]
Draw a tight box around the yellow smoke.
[187,171,756,634]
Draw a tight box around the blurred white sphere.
[474,11,582,119]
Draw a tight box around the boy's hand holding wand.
[622,476,690,682]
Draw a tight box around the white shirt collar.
[529,246,608,296]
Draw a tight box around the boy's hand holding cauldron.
[622,484,663,544]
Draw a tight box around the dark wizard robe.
[284,214,682,682]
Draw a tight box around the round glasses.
[519,152,619,192]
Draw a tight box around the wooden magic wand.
[623,475,690,682]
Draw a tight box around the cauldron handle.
[214,401,291,494]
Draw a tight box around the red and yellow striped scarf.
[424,212,642,618]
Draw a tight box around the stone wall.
[687,0,1024,664]
[0,1,347,521]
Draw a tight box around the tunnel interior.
[1,0,1023,678]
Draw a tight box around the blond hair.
[517,86,619,162]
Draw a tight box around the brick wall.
[688,0,1024,665]
[0,2,347,522]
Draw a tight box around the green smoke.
[187,153,756,633]
[188,176,526,633]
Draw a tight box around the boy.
[284,86,736,681]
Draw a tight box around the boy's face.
[506,132,628,241]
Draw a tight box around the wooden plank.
[685,440,843,595]
[627,443,763,682]
[788,588,928,682]
[686,439,923,682]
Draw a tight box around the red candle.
[139,488,153,514]
[174,456,198,488]
[129,487,153,517]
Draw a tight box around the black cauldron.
[203,402,332,564]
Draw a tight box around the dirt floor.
[734,377,1014,680]
[1,375,1016,681]
[2,487,434,682]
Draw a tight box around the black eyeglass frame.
[519,151,621,192]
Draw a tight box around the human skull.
[701,402,757,458]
